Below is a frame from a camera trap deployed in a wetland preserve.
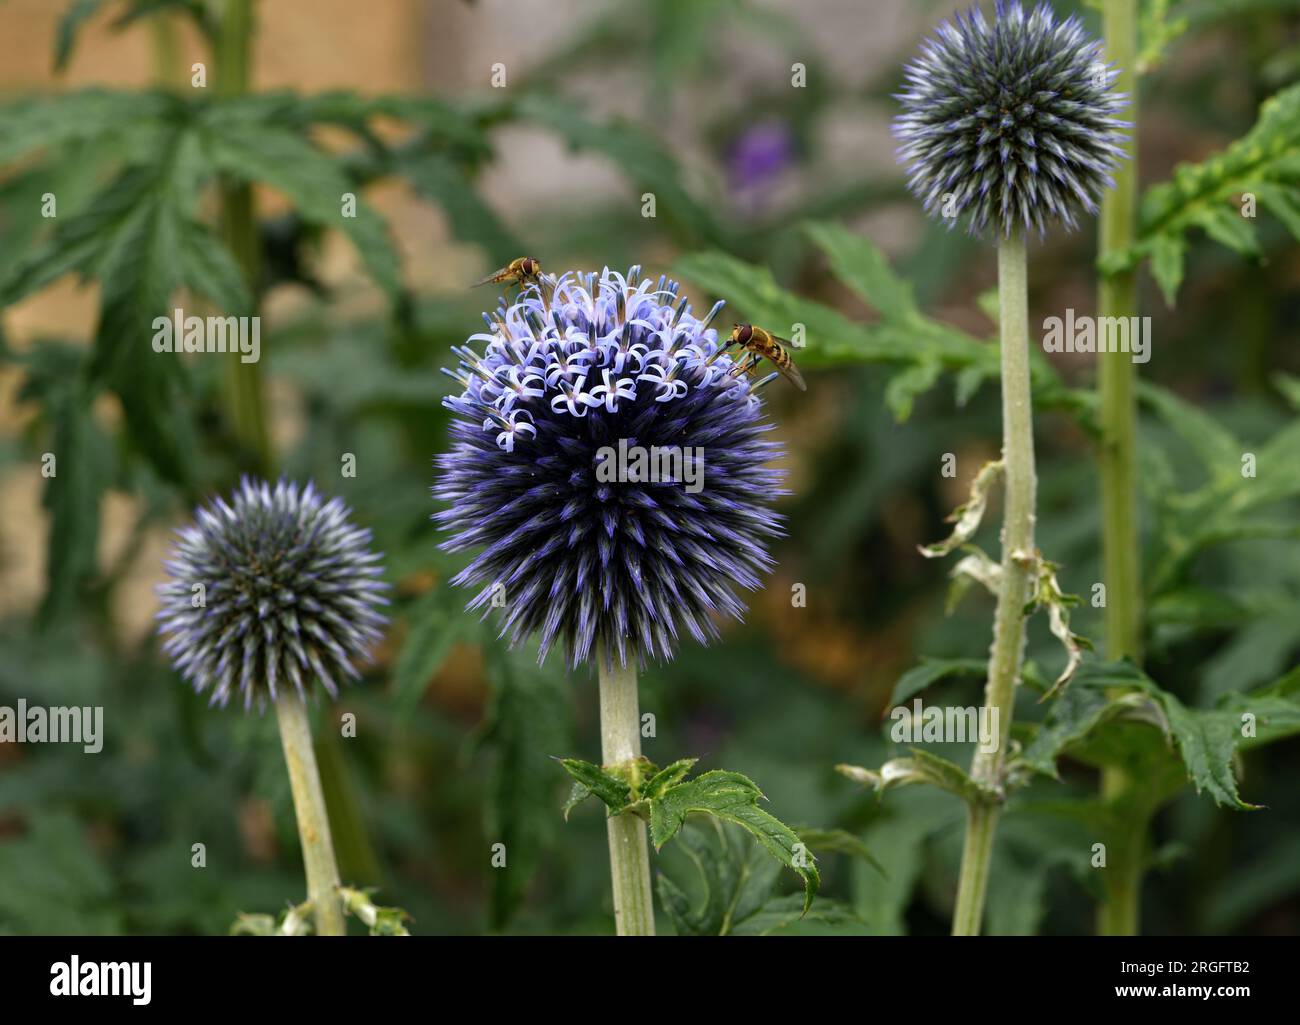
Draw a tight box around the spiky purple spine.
[893,0,1129,238]
[156,478,389,710]
[434,267,786,669]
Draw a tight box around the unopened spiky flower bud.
[894,0,1129,237]
[156,478,389,709]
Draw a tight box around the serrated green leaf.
[1028,660,1300,809]
[839,747,996,803]
[16,345,109,626]
[1135,0,1189,76]
[674,249,899,368]
[1201,609,1300,700]
[1251,181,1300,237]
[0,161,175,309]
[1019,682,1143,777]
[1273,372,1300,411]
[0,89,174,166]
[655,819,858,935]
[673,244,1090,425]
[1256,663,1300,700]
[803,220,920,323]
[884,359,943,421]
[53,0,105,72]
[1139,380,1242,479]
[888,657,988,707]
[513,93,723,247]
[648,768,819,913]
[0,810,122,933]
[556,758,633,812]
[391,585,470,718]
[398,152,525,267]
[729,893,868,935]
[197,104,405,307]
[179,223,253,315]
[84,161,198,486]
[1149,233,1186,307]
[0,118,226,486]
[655,820,780,936]
[1190,204,1259,256]
[561,781,593,820]
[480,645,571,928]
[794,827,885,876]
[641,757,697,801]
[1104,83,1300,304]
[1141,382,1300,591]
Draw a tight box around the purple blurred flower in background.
[727,120,797,207]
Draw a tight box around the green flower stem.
[216,0,271,475]
[952,234,1036,936]
[1097,0,1146,937]
[597,654,656,936]
[149,9,182,88]
[213,0,376,926]
[953,800,998,936]
[1098,0,1141,665]
[276,692,346,936]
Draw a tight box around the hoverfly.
[472,256,543,291]
[721,323,807,392]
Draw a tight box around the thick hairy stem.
[276,692,346,936]
[216,0,271,475]
[952,235,1036,936]
[598,654,655,936]
[1097,0,1146,937]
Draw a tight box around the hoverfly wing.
[470,266,510,288]
[766,335,808,392]
[775,358,807,392]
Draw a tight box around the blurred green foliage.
[0,0,1297,936]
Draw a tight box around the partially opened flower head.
[156,478,389,709]
[434,267,786,668]
[894,0,1129,237]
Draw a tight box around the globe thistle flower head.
[156,477,389,710]
[434,267,787,669]
[893,0,1129,238]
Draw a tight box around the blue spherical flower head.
[156,478,389,710]
[894,0,1129,238]
[435,267,787,669]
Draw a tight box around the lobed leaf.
[1101,83,1300,305]
[196,105,406,308]
[888,656,988,707]
[838,748,997,804]
[559,757,818,913]
[1018,660,1300,809]
[674,234,1091,424]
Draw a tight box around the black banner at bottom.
[0,935,1290,1013]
